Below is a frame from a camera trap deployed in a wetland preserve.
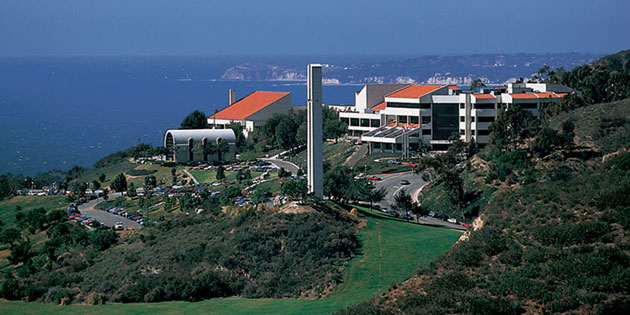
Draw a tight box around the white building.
[208,91,292,138]
[340,83,573,153]
[163,129,237,163]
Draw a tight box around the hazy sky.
[1,0,629,56]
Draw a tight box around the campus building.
[163,129,237,163]
[208,90,292,139]
[340,82,573,153]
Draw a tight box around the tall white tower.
[307,64,323,198]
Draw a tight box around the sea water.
[0,57,359,175]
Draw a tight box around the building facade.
[163,129,236,163]
[340,82,573,153]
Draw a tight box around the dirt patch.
[278,202,317,214]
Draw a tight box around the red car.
[367,176,382,181]
[404,162,419,167]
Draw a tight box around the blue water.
[0,57,359,175]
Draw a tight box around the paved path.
[265,159,300,176]
[373,172,466,231]
[182,169,200,185]
[343,143,368,167]
[78,193,143,229]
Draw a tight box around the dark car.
[400,179,410,185]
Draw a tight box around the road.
[373,172,466,231]
[265,159,300,176]
[343,143,368,167]
[78,193,143,229]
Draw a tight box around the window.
[471,116,475,122]
[432,103,458,140]
[350,118,359,126]
[422,116,431,124]
[361,118,369,127]
[420,103,431,109]
[459,129,465,135]
[410,116,419,124]
[477,116,495,123]
[471,130,476,135]
[422,129,431,135]
[477,129,490,136]
[475,103,495,109]
[460,116,465,122]
[398,116,407,123]
[388,102,418,108]
[459,103,465,109]
[370,119,380,127]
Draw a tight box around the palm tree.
[216,139,229,162]
[368,187,386,209]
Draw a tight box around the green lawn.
[0,205,460,314]
[354,152,413,175]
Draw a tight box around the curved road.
[78,193,143,229]
[373,172,466,231]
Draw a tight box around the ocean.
[0,57,359,175]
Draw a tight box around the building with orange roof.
[208,91,292,138]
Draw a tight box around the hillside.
[339,99,630,314]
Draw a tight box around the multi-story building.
[340,82,573,153]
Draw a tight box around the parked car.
[400,179,410,185]
[402,214,413,220]
[367,176,382,181]
[447,218,458,224]
[114,222,124,230]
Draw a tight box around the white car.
[447,218,458,224]
[114,222,124,230]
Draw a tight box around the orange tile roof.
[386,85,444,98]
[372,102,387,111]
[535,92,559,98]
[556,93,568,97]
[510,93,539,100]
[211,91,290,120]
[473,94,496,99]
[448,85,460,90]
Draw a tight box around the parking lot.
[77,194,143,230]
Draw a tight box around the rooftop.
[386,85,444,99]
[210,91,290,120]
[473,94,496,100]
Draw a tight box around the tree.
[111,173,127,193]
[144,175,157,188]
[92,180,101,191]
[180,110,208,129]
[251,188,271,206]
[410,203,427,223]
[471,78,486,90]
[8,240,32,265]
[296,122,307,147]
[98,173,106,183]
[489,105,539,153]
[367,187,387,209]
[226,122,247,151]
[276,117,298,151]
[216,165,225,181]
[282,179,308,203]
[216,139,229,162]
[323,107,348,143]
[393,190,413,219]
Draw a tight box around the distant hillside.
[221,53,601,85]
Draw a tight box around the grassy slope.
[0,196,67,269]
[354,152,412,175]
[0,205,460,314]
[550,98,630,153]
[289,142,354,170]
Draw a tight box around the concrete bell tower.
[307,64,323,198]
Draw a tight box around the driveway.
[78,193,143,229]
[373,172,466,231]
[265,159,300,176]
[343,143,368,167]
